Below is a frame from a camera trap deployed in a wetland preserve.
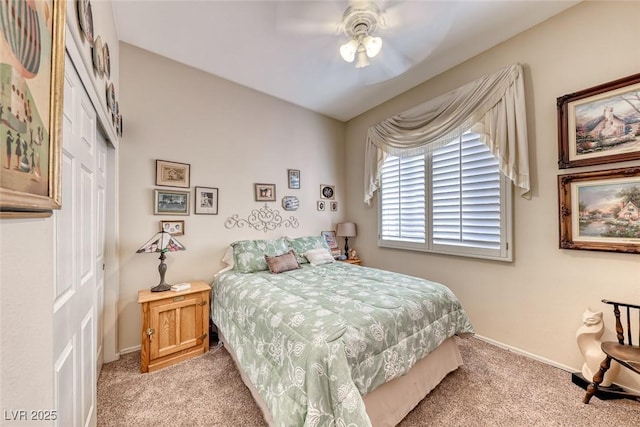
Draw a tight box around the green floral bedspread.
[212,262,474,427]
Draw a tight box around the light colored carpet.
[97,337,639,426]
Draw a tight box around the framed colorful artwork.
[0,0,66,217]
[154,189,190,215]
[155,159,190,188]
[558,166,640,253]
[194,186,218,215]
[254,183,276,201]
[321,230,341,258]
[557,73,640,168]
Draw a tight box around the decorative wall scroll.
[558,166,640,253]
[225,204,299,233]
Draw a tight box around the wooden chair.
[583,299,640,404]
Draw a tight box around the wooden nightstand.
[138,280,211,373]
[340,258,362,265]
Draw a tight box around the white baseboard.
[119,344,141,355]
[473,334,640,395]
[473,334,578,372]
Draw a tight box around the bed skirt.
[219,332,463,427]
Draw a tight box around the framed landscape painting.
[0,0,66,216]
[558,166,640,253]
[557,73,640,168]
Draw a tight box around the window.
[379,132,512,261]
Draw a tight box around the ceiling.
[112,0,580,122]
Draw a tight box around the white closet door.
[53,54,104,427]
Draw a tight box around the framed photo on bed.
[558,166,640,253]
[321,230,341,258]
[557,73,640,169]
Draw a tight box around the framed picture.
[288,169,300,189]
[254,183,276,201]
[194,186,218,215]
[320,184,335,200]
[557,73,640,168]
[155,159,190,188]
[321,231,341,258]
[160,220,185,236]
[330,201,338,212]
[317,200,326,211]
[0,0,66,217]
[558,166,640,253]
[154,189,190,215]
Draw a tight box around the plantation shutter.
[380,155,425,243]
[432,133,501,249]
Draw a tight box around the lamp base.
[151,283,171,292]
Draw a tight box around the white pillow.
[304,248,335,266]
[214,246,235,277]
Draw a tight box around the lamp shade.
[136,230,185,254]
[336,222,357,238]
[136,230,185,292]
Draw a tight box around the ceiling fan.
[275,0,457,84]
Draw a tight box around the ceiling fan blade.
[275,1,347,36]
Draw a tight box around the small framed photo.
[255,183,276,201]
[154,189,190,215]
[320,184,335,200]
[156,160,190,188]
[288,169,300,189]
[558,166,640,253]
[160,220,184,236]
[330,201,338,211]
[557,73,640,168]
[194,186,218,215]
[317,200,326,211]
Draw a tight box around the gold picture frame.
[0,0,66,217]
[558,166,640,253]
[557,73,640,169]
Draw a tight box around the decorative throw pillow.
[287,236,331,264]
[231,238,290,273]
[304,248,335,266]
[265,250,301,274]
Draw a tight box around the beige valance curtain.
[364,63,530,205]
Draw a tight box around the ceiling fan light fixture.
[340,2,383,68]
[363,35,382,58]
[355,49,370,68]
[340,39,359,62]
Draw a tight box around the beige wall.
[345,1,640,389]
[117,43,345,351]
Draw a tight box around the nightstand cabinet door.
[149,293,205,360]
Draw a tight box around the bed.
[212,237,474,427]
